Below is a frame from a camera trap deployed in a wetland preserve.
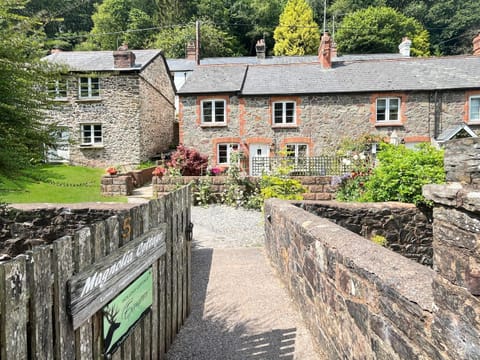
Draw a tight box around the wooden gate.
[0,186,192,359]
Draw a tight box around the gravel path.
[191,205,265,248]
[166,205,324,360]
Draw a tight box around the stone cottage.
[43,47,176,167]
[177,33,480,175]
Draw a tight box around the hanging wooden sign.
[103,268,153,354]
[68,224,166,330]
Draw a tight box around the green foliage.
[151,19,243,58]
[0,0,60,174]
[335,6,430,56]
[361,143,445,205]
[273,0,321,56]
[259,153,307,202]
[221,151,248,207]
[194,174,213,206]
[79,0,156,50]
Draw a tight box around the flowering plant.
[106,166,118,175]
[210,166,222,176]
[152,166,166,177]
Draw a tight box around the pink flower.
[106,167,117,175]
[152,166,166,177]
[210,167,222,175]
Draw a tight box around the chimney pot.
[256,39,266,60]
[186,41,196,60]
[318,32,332,69]
[399,37,412,57]
[473,32,480,56]
[113,44,136,68]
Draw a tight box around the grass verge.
[0,164,128,203]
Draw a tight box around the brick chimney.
[186,41,196,60]
[398,37,412,57]
[113,44,136,68]
[473,32,480,56]
[256,39,266,59]
[318,32,332,69]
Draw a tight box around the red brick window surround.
[370,93,407,126]
[270,97,301,128]
[197,95,229,127]
[465,91,480,124]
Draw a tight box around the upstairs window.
[273,101,296,125]
[217,143,239,164]
[469,96,480,122]
[201,100,226,124]
[49,79,68,99]
[376,97,400,122]
[80,124,102,146]
[79,77,100,99]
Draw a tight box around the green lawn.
[0,165,127,203]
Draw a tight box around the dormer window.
[79,77,100,99]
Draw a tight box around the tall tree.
[273,0,321,56]
[151,19,242,58]
[0,0,58,173]
[78,0,156,50]
[335,6,430,56]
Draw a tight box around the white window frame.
[49,79,68,100]
[285,143,309,171]
[201,99,226,124]
[285,143,308,158]
[80,124,103,146]
[469,96,480,122]
[78,77,100,99]
[217,143,239,164]
[376,97,401,122]
[272,101,296,125]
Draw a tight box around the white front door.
[249,144,270,176]
[46,128,70,163]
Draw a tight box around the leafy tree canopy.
[77,0,156,50]
[273,0,321,56]
[151,19,243,58]
[0,0,59,173]
[335,6,430,56]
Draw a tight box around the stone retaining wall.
[101,167,156,196]
[299,201,433,266]
[152,175,337,201]
[264,199,438,359]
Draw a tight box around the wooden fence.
[0,186,192,359]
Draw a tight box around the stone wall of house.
[264,199,439,359]
[179,90,480,164]
[299,201,433,266]
[138,55,176,159]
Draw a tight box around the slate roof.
[178,56,480,95]
[43,50,162,72]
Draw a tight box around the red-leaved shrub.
[169,145,208,176]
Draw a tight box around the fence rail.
[249,156,355,176]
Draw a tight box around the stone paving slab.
[166,236,324,359]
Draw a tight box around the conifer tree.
[273,0,320,56]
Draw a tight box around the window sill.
[200,123,227,128]
[77,97,102,103]
[374,121,403,127]
[272,124,298,129]
[80,145,104,149]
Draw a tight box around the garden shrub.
[337,143,445,205]
[169,145,208,176]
